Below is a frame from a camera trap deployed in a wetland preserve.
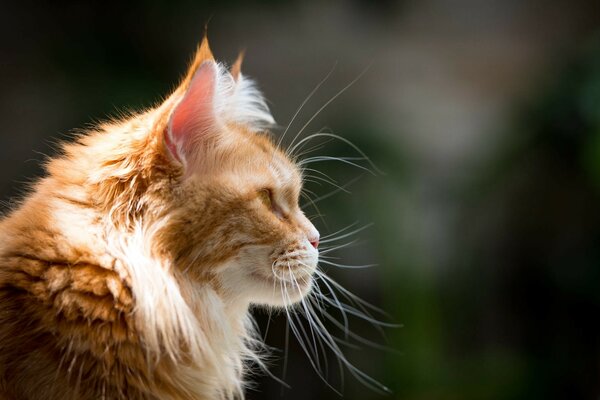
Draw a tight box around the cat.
[0,37,387,400]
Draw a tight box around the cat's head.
[155,39,319,307]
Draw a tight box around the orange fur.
[0,39,319,399]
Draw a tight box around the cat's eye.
[258,189,273,209]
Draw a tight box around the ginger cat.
[0,38,321,399]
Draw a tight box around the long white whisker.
[278,64,337,150]
[310,298,400,353]
[306,264,349,340]
[319,240,360,255]
[299,156,374,175]
[293,137,334,159]
[320,221,359,240]
[319,259,377,269]
[282,277,341,395]
[310,175,364,205]
[320,223,374,244]
[288,65,371,154]
[300,298,390,394]
[314,270,393,319]
[287,264,322,373]
[303,173,351,193]
[313,292,400,329]
[301,166,338,183]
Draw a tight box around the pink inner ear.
[167,61,218,162]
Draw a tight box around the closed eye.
[257,188,286,219]
[257,188,273,209]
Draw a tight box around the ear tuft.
[179,37,215,92]
[163,40,275,167]
[230,50,245,81]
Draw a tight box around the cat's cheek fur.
[216,242,318,307]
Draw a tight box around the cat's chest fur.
[0,181,250,400]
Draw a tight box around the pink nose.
[309,237,319,249]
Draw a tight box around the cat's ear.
[165,59,219,163]
[163,39,275,164]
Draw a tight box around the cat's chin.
[216,250,317,307]
[246,271,314,307]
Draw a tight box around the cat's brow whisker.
[287,65,371,155]
[310,175,364,205]
[300,192,327,227]
[299,156,374,175]
[301,187,319,199]
[301,177,324,187]
[291,131,383,175]
[293,138,334,159]
[301,166,337,184]
[303,173,351,194]
[276,63,337,156]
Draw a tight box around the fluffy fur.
[0,38,320,399]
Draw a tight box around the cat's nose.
[308,233,320,249]
[297,211,319,249]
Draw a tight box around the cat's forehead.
[227,129,301,191]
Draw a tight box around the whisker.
[319,259,377,269]
[287,65,371,155]
[310,175,364,205]
[294,138,334,159]
[320,223,374,244]
[310,298,400,353]
[314,270,393,319]
[300,192,327,227]
[319,240,360,255]
[299,156,374,175]
[306,264,349,340]
[278,64,337,150]
[301,166,338,183]
[313,292,400,329]
[287,264,322,373]
[300,299,390,394]
[291,131,382,175]
[282,279,341,395]
[303,173,351,194]
[320,221,360,240]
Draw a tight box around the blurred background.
[1,1,600,399]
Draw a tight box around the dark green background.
[1,1,600,399]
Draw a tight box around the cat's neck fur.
[0,107,256,399]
